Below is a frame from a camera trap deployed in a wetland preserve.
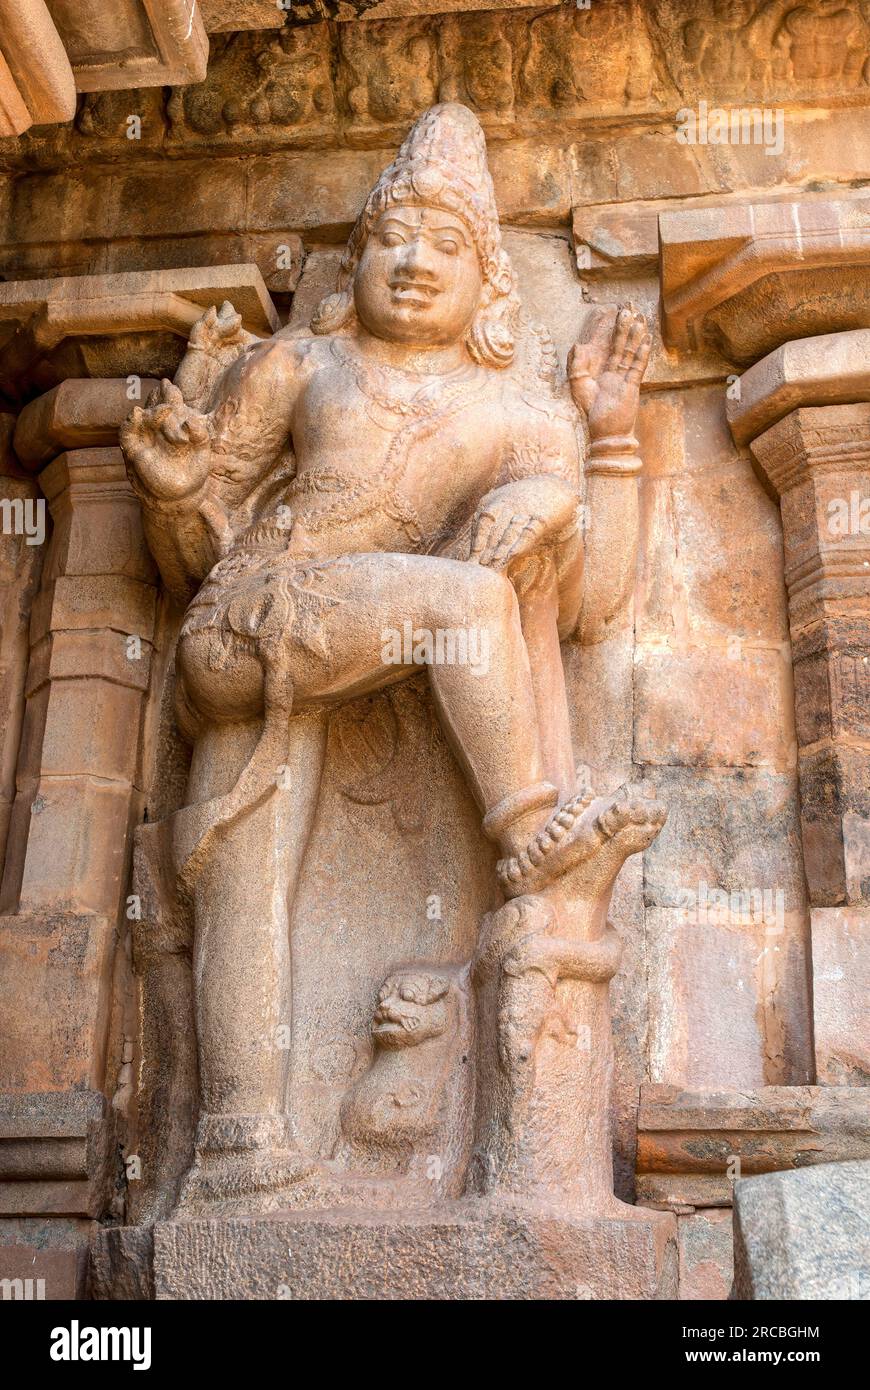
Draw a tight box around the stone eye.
[438,240,459,256]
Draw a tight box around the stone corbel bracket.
[660,196,870,363]
[727,327,870,447]
[748,402,870,905]
[12,378,160,470]
[57,0,209,93]
[0,265,279,404]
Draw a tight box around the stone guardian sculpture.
[120,103,673,1297]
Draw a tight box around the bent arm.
[121,327,303,601]
[451,407,584,637]
[568,305,651,645]
[486,472,584,641]
[471,474,579,557]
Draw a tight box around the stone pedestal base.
[93,1200,677,1300]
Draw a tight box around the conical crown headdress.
[312,103,519,366]
[363,103,502,276]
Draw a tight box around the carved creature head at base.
[312,102,520,366]
[371,970,452,1049]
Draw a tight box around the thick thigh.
[290,551,516,702]
[177,551,516,718]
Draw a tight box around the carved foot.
[497,783,666,900]
[175,1148,323,1219]
[596,785,668,856]
[174,1113,331,1219]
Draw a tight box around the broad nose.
[396,233,438,280]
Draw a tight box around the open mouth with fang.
[372,1006,419,1038]
[388,278,440,307]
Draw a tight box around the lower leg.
[191,710,327,1127]
[424,575,558,856]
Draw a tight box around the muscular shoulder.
[237,332,320,375]
[213,332,324,408]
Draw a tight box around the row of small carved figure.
[88,1,870,139]
[174,11,650,134]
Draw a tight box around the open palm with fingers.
[567,305,652,442]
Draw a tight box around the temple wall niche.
[0,1,867,1302]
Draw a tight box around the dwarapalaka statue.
[121,104,667,1246]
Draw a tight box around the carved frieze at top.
[203,0,559,24]
[168,3,661,152]
[8,1,870,164]
[647,0,870,98]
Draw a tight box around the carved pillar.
[3,450,155,917]
[749,404,870,1083]
[0,266,277,1293]
[0,426,158,1298]
[722,322,870,1087]
[750,405,869,909]
[0,445,157,1086]
[0,417,44,874]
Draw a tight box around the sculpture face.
[353,204,483,346]
[372,972,451,1048]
